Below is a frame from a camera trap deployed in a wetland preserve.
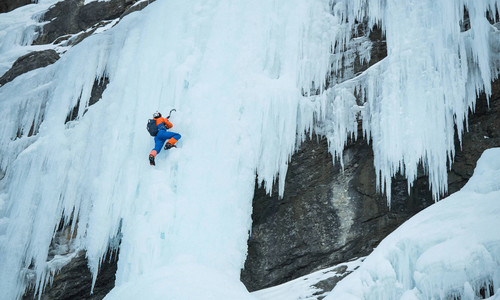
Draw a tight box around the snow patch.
[253,257,364,300]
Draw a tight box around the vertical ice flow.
[0,0,337,298]
[0,0,499,299]
[323,0,500,205]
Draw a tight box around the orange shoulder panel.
[155,117,173,129]
[155,117,163,126]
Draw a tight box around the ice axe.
[167,109,176,119]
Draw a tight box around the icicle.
[322,0,500,204]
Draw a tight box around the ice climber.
[148,111,181,166]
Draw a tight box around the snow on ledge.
[84,0,111,5]
[252,257,364,300]
[325,148,500,300]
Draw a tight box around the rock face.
[0,50,60,87]
[241,135,434,291]
[33,0,139,45]
[22,251,118,300]
[21,220,120,300]
[0,0,33,13]
[448,81,500,194]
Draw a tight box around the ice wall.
[326,148,500,300]
[0,0,338,299]
[0,0,499,299]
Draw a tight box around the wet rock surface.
[448,80,500,194]
[33,0,138,45]
[22,250,118,300]
[241,133,432,291]
[0,0,33,13]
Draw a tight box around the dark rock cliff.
[0,0,33,14]
[22,251,118,300]
[32,0,138,45]
[0,50,60,87]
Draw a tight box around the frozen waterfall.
[0,0,499,299]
